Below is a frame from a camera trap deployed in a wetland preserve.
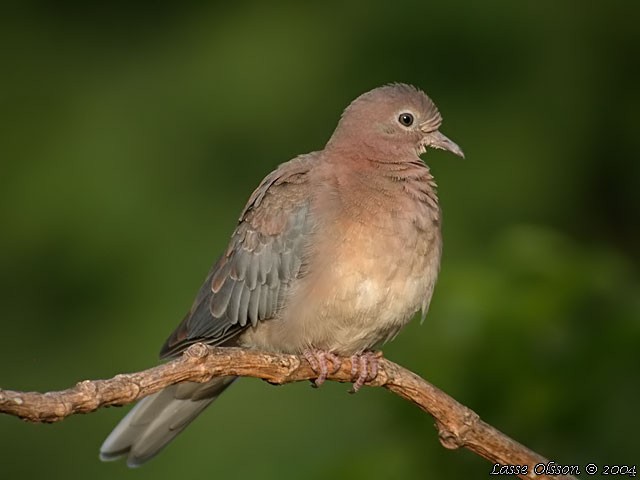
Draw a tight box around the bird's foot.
[349,351,382,393]
[303,349,341,387]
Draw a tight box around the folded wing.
[160,154,317,359]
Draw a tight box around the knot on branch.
[185,343,210,359]
[436,408,480,450]
[75,379,98,396]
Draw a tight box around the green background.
[1,2,638,479]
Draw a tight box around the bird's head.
[328,83,464,161]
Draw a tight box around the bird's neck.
[327,133,418,163]
[322,149,440,223]
[371,157,440,209]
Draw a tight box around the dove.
[100,83,464,467]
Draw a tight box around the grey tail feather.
[99,376,236,467]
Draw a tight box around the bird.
[99,83,464,467]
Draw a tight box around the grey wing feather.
[159,154,316,359]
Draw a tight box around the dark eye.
[398,112,414,127]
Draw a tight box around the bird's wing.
[159,154,317,359]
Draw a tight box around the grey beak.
[425,130,465,158]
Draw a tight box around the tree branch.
[0,344,575,480]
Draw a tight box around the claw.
[303,349,341,387]
[349,351,381,393]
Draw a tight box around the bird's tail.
[99,376,236,467]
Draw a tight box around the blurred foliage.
[1,1,638,479]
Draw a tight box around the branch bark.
[0,344,575,480]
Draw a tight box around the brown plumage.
[100,83,464,467]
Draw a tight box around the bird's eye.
[398,113,414,127]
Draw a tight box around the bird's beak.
[423,130,465,158]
